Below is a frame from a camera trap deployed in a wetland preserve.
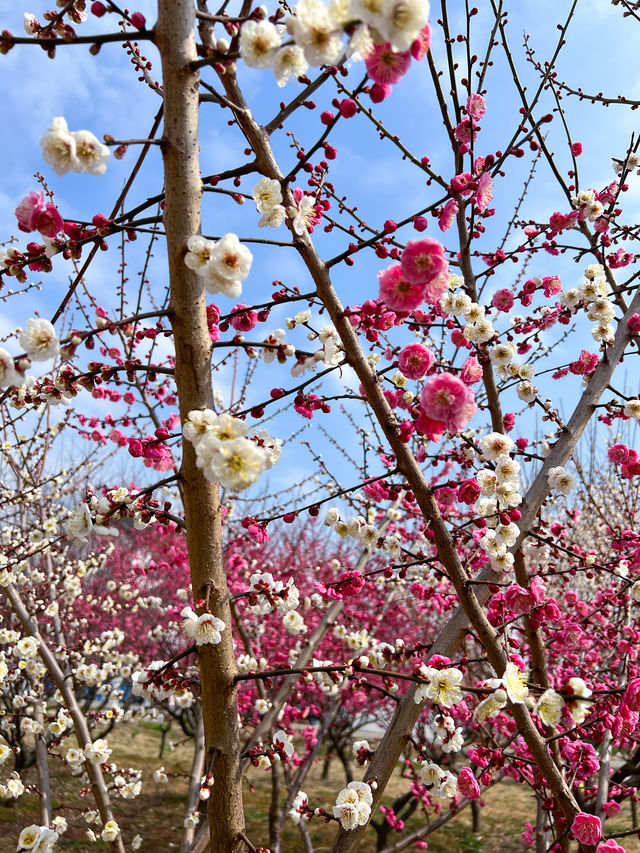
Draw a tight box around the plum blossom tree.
[3,1,640,852]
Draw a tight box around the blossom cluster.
[240,0,431,85]
[183,409,281,491]
[41,116,110,177]
[184,233,253,298]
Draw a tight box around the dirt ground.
[1,722,638,851]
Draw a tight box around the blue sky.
[0,1,638,507]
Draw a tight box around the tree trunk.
[156,2,245,850]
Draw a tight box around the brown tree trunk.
[156,2,245,850]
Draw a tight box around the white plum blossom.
[414,666,463,707]
[272,729,296,758]
[17,824,59,852]
[502,662,528,704]
[378,0,430,52]
[40,117,78,176]
[258,205,287,228]
[419,760,444,786]
[535,689,564,727]
[18,318,59,362]
[17,637,39,659]
[206,437,268,491]
[0,349,19,387]
[71,130,110,176]
[566,677,592,723]
[516,380,538,403]
[437,769,458,799]
[332,781,373,830]
[283,609,307,635]
[24,13,38,34]
[101,820,120,843]
[273,44,309,86]
[209,233,254,284]
[183,409,279,492]
[184,235,215,271]
[288,194,317,235]
[289,790,309,824]
[247,427,283,468]
[239,20,282,68]
[290,0,344,66]
[252,177,283,213]
[547,466,576,495]
[474,688,507,721]
[83,738,111,765]
[63,504,93,542]
[185,233,253,298]
[181,607,226,646]
[624,399,640,420]
[478,431,514,460]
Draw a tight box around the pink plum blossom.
[461,355,483,385]
[439,199,458,232]
[474,172,493,211]
[466,93,486,120]
[571,813,601,845]
[365,43,411,85]
[457,479,481,505]
[397,343,434,379]
[457,767,480,800]
[420,372,477,433]
[597,840,626,853]
[622,678,640,711]
[378,264,425,312]
[492,288,515,312]
[410,23,431,60]
[400,238,448,287]
[229,304,258,331]
[15,191,64,238]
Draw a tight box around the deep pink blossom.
[549,210,579,233]
[439,199,459,232]
[414,412,445,441]
[410,23,431,60]
[505,584,532,614]
[474,172,493,211]
[15,191,44,232]
[457,767,480,800]
[15,191,64,237]
[492,288,515,312]
[365,43,411,85]
[461,355,483,385]
[571,813,601,845]
[623,678,640,711]
[400,238,448,286]
[608,443,630,465]
[457,478,481,505]
[420,373,477,433]
[450,172,475,194]
[378,264,425,312]
[466,93,486,121]
[454,118,477,145]
[569,350,599,376]
[542,275,562,297]
[628,313,640,333]
[397,343,434,379]
[229,304,258,332]
[369,82,392,103]
[422,269,450,304]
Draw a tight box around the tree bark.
[156,2,245,850]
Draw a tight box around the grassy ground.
[1,722,639,851]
